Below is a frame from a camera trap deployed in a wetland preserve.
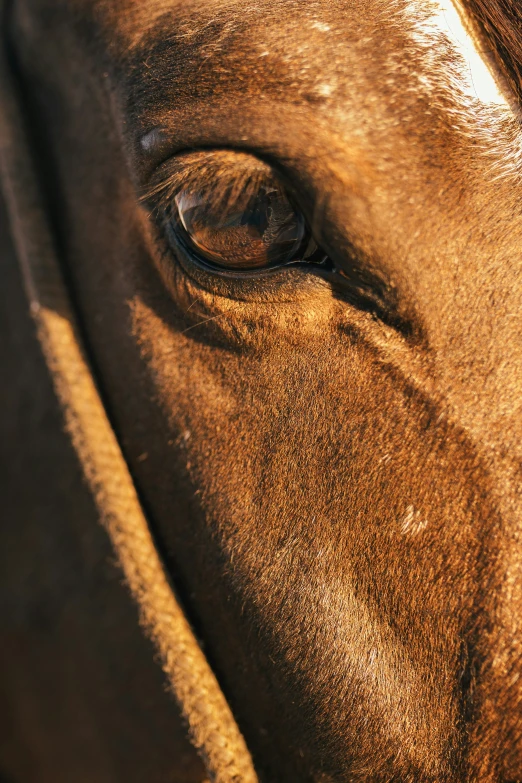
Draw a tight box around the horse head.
[4,0,522,779]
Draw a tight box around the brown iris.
[174,182,306,270]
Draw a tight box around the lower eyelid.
[147,188,416,342]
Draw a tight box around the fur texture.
[2,0,522,781]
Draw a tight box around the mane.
[463,0,522,101]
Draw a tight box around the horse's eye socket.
[173,184,306,270]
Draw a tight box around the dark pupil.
[174,184,306,269]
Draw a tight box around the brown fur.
[3,0,522,781]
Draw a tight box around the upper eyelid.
[141,149,286,215]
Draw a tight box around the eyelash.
[142,149,332,276]
[143,153,272,219]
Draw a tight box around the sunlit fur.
[2,0,522,781]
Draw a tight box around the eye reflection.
[174,183,307,270]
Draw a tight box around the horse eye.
[172,183,307,270]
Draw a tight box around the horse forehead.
[72,0,507,123]
[93,0,397,59]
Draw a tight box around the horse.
[1,0,522,780]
